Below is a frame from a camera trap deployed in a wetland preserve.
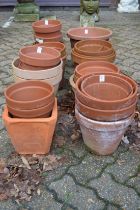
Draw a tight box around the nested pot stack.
[12,44,65,94]
[75,73,138,155]
[32,19,63,43]
[67,27,112,48]
[71,40,116,66]
[69,61,120,92]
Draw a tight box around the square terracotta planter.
[3,99,58,155]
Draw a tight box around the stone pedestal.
[14,2,40,22]
[117,0,139,12]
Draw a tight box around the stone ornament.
[80,0,100,26]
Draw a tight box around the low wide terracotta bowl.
[75,74,138,110]
[72,48,116,64]
[35,42,66,57]
[32,19,62,34]
[5,80,54,110]
[74,40,113,57]
[75,96,137,122]
[81,74,132,101]
[20,46,61,67]
[74,61,120,83]
[7,99,54,119]
[34,31,63,42]
[13,58,63,80]
[67,27,112,48]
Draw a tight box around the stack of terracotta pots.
[71,40,116,66]
[69,61,120,92]
[3,80,57,154]
[75,73,138,155]
[32,19,63,43]
[67,27,112,48]
[12,45,64,94]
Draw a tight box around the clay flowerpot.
[81,74,132,101]
[3,98,57,154]
[74,40,113,57]
[74,61,120,83]
[35,42,66,57]
[12,58,63,80]
[32,19,62,34]
[76,74,137,110]
[75,96,137,121]
[75,108,134,155]
[7,99,54,118]
[20,46,61,67]
[72,48,116,64]
[5,80,54,110]
[34,31,63,43]
[67,27,112,48]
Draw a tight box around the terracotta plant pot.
[74,61,120,83]
[3,99,57,154]
[75,96,137,121]
[12,58,63,80]
[5,80,54,110]
[34,31,63,43]
[74,40,113,57]
[72,48,116,64]
[76,74,137,110]
[35,42,66,57]
[20,46,61,67]
[7,99,54,118]
[81,75,132,101]
[67,27,112,48]
[32,19,62,34]
[75,108,134,155]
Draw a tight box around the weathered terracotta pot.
[72,48,116,64]
[74,61,120,83]
[75,108,134,155]
[76,74,137,110]
[67,27,112,48]
[20,46,61,67]
[35,42,66,57]
[75,96,137,121]
[3,99,57,154]
[7,99,54,118]
[12,58,63,80]
[74,40,113,57]
[34,31,63,42]
[32,19,62,34]
[81,75,132,101]
[5,80,54,110]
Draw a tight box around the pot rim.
[35,41,66,54]
[75,108,135,126]
[34,31,62,40]
[75,95,137,114]
[5,80,54,105]
[76,73,138,105]
[67,27,112,40]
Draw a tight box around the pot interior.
[9,87,49,102]
[84,83,129,101]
